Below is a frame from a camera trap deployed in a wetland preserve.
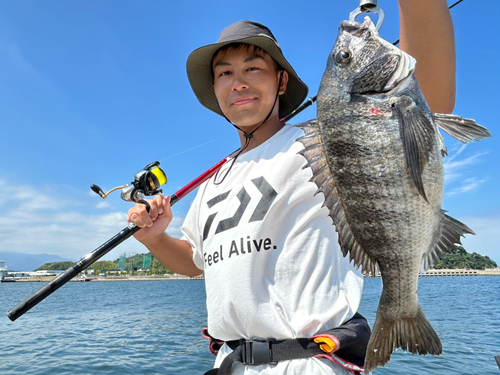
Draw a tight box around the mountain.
[0,252,74,272]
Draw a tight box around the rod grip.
[6,266,78,321]
[6,225,140,321]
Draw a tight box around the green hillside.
[36,245,497,274]
[36,254,173,275]
[433,245,497,270]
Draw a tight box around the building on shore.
[0,261,8,280]
[420,268,500,276]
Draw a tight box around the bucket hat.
[186,20,308,120]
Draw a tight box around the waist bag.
[202,312,371,375]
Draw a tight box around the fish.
[295,17,491,373]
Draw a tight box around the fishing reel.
[90,161,167,209]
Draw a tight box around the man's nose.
[232,72,248,91]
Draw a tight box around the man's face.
[212,45,288,129]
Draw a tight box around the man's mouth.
[231,96,257,106]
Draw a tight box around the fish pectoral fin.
[433,113,492,144]
[420,210,476,272]
[392,95,435,203]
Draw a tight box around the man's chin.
[226,112,263,129]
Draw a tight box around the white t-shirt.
[181,125,364,374]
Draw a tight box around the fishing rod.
[6,159,228,322]
[7,0,465,322]
[7,92,318,321]
[6,102,313,322]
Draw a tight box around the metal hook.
[349,0,386,31]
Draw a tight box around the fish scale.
[295,17,491,372]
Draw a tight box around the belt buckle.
[240,339,277,366]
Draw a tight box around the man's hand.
[127,194,173,244]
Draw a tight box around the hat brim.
[186,35,308,120]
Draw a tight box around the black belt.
[204,338,324,375]
[203,312,370,375]
[227,337,324,366]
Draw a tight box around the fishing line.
[292,0,466,117]
[6,0,468,323]
[157,139,219,163]
[152,0,468,178]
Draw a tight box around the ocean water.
[1,276,499,374]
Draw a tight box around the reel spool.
[90,161,167,207]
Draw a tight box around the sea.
[1,276,499,374]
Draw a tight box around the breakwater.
[363,268,500,278]
[420,268,500,276]
[4,268,500,283]
[1,274,205,283]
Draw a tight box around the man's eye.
[248,67,260,71]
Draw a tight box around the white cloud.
[445,176,489,196]
[0,179,186,262]
[96,201,111,209]
[443,150,489,183]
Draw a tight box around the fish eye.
[335,49,352,65]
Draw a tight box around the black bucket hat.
[186,20,308,120]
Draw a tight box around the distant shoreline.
[1,275,205,283]
[365,268,500,278]
[419,268,500,277]
[2,268,500,283]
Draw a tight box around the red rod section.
[171,157,228,203]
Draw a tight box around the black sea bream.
[295,17,491,372]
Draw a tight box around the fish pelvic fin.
[364,304,442,373]
[295,119,379,276]
[392,95,436,203]
[421,210,476,272]
[433,113,491,144]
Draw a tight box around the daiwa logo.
[202,176,277,241]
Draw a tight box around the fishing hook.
[349,0,386,31]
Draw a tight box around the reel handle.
[90,184,106,198]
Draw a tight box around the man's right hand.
[127,194,173,244]
[126,194,201,277]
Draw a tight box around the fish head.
[319,17,416,102]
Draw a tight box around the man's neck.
[237,117,285,153]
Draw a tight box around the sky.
[0,0,498,266]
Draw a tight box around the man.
[128,1,456,374]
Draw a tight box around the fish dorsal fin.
[295,119,379,276]
[433,113,492,144]
[420,210,475,272]
[392,95,435,203]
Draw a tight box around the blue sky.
[0,0,498,265]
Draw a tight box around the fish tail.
[364,305,442,373]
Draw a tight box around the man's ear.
[279,70,289,95]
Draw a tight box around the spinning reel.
[90,161,167,209]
